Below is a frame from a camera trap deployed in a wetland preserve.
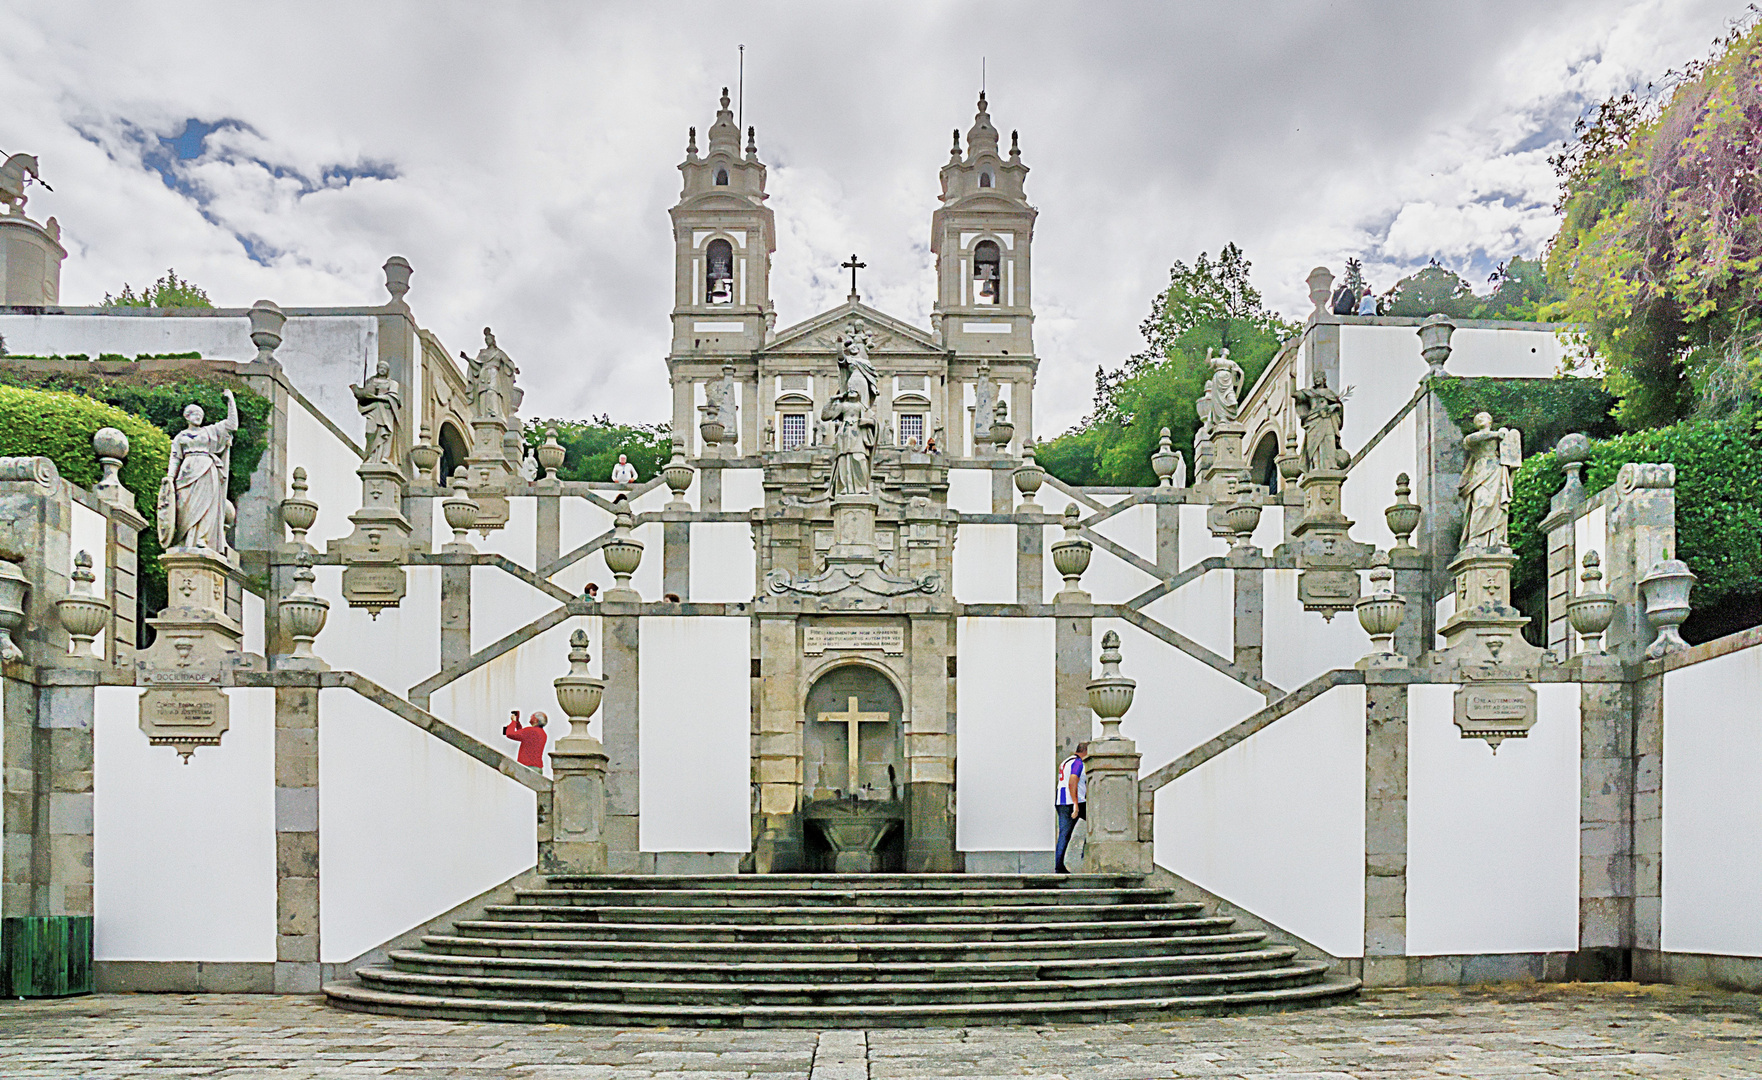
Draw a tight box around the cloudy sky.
[0,0,1742,434]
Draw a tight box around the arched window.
[706,239,734,304]
[979,171,993,188]
[715,168,729,186]
[972,240,1001,305]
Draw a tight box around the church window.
[706,239,734,305]
[979,171,993,188]
[715,167,729,185]
[781,412,807,450]
[898,413,924,447]
[973,240,1001,305]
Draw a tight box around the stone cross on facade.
[817,695,889,793]
[841,254,866,301]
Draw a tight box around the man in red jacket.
[503,710,548,768]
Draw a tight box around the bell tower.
[931,93,1037,359]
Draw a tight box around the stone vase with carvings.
[0,558,26,661]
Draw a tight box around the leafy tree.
[1038,244,1296,486]
[1545,16,1762,429]
[1342,257,1367,297]
[1384,261,1479,318]
[524,415,671,483]
[1476,257,1558,321]
[103,269,213,309]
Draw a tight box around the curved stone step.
[325,973,1361,1027]
[512,886,1176,908]
[352,959,1331,1007]
[385,944,1300,984]
[417,929,1271,965]
[477,901,1202,925]
[540,873,1143,891]
[450,914,1240,943]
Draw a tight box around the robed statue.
[1194,348,1244,449]
[353,360,402,464]
[1294,369,1350,473]
[1459,412,1522,550]
[461,327,521,422]
[158,390,239,553]
[821,391,877,497]
[837,323,878,409]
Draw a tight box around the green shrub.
[525,416,671,482]
[1433,375,1620,457]
[1511,416,1762,643]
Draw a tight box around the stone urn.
[248,299,286,363]
[408,425,442,483]
[661,447,694,508]
[1566,550,1616,655]
[1384,472,1420,550]
[382,255,413,304]
[1225,500,1262,551]
[698,406,725,453]
[602,505,645,594]
[1355,555,1405,655]
[281,467,318,547]
[93,426,130,497]
[441,467,480,550]
[1306,266,1334,315]
[536,428,566,481]
[56,550,110,656]
[281,554,331,659]
[1049,505,1092,593]
[0,558,28,662]
[1150,427,1182,487]
[1556,432,1592,505]
[1417,314,1455,376]
[989,419,1015,453]
[1086,630,1137,739]
[1640,557,1696,659]
[1013,446,1045,506]
[552,628,605,734]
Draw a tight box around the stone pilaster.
[906,614,957,872]
[102,500,147,667]
[1154,499,1179,575]
[1,674,32,918]
[1083,735,1147,874]
[1573,652,1633,980]
[1363,671,1408,987]
[1414,386,1464,644]
[753,614,802,873]
[274,684,320,992]
[1632,673,1664,970]
[1390,548,1428,660]
[1232,565,1263,680]
[663,521,690,599]
[1015,516,1042,605]
[1054,604,1093,770]
[439,564,470,668]
[1605,464,1677,663]
[33,682,94,917]
[535,488,560,570]
[698,460,723,512]
[991,464,1014,514]
[544,734,609,875]
[601,609,644,873]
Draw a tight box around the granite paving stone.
[0,984,1758,1078]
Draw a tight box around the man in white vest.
[1054,743,1088,874]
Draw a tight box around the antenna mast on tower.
[738,44,745,132]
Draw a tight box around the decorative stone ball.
[92,427,130,461]
[1555,432,1592,467]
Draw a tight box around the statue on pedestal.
[352,360,402,464]
[158,390,238,553]
[822,392,876,497]
[461,327,521,422]
[1194,348,1243,453]
[1459,412,1522,550]
[1294,369,1349,473]
[0,153,48,215]
[838,323,879,409]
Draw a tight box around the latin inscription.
[804,626,905,655]
[141,687,229,728]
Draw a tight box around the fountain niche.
[802,665,905,872]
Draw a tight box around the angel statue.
[1459,412,1522,551]
[837,323,879,409]
[158,390,239,553]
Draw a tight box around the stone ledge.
[95,960,273,993]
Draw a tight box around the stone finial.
[1151,427,1184,488]
[248,300,285,364]
[553,626,605,732]
[1050,504,1092,599]
[1355,552,1405,657]
[1567,550,1616,655]
[1385,472,1420,550]
[662,446,694,509]
[1013,445,1045,507]
[280,551,330,665]
[1555,432,1591,506]
[408,424,442,483]
[441,466,479,552]
[950,128,962,160]
[1418,313,1455,376]
[57,549,110,656]
[686,126,698,157]
[92,426,130,501]
[382,256,412,305]
[1640,557,1695,659]
[746,125,758,158]
[536,428,566,482]
[0,557,26,661]
[1010,129,1021,158]
[280,466,318,548]
[1306,267,1334,315]
[1087,629,1136,739]
[602,500,644,599]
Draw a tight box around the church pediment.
[763,302,944,357]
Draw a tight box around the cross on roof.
[841,253,866,302]
[816,695,890,793]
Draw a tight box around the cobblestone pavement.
[0,984,1758,1078]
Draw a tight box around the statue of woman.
[1459,412,1522,550]
[1294,369,1349,473]
[159,390,238,553]
[821,391,876,496]
[353,360,402,464]
[838,324,878,409]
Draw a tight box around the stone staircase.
[324,874,1359,1026]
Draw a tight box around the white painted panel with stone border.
[319,687,535,962]
[946,468,991,514]
[953,523,1015,604]
[1406,683,1580,955]
[689,522,755,602]
[429,617,598,755]
[286,395,365,547]
[560,494,615,551]
[69,497,108,659]
[93,686,275,961]
[1262,568,1371,692]
[309,565,441,697]
[243,589,265,656]
[470,565,559,655]
[1573,504,1607,584]
[955,617,1055,852]
[1076,537,1162,606]
[639,616,751,853]
[1343,410,1417,551]
[721,468,765,513]
[1157,683,1366,958]
[1089,503,1155,564]
[1178,503,1228,567]
[473,496,538,567]
[1662,643,1762,957]
[1097,617,1264,775]
[1336,325,1429,449]
[1140,569,1233,663]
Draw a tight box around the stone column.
[1632,673,1664,978]
[1154,499,1179,575]
[1605,464,1677,663]
[663,521,690,599]
[535,488,560,570]
[33,679,95,918]
[1390,548,1428,660]
[699,459,723,512]
[1363,664,1409,987]
[1231,562,1263,680]
[1015,513,1042,606]
[1015,378,1034,447]
[1054,608,1093,773]
[600,607,644,873]
[741,373,760,454]
[1,673,33,919]
[753,613,802,873]
[439,564,471,668]
[1414,387,1464,643]
[274,683,320,991]
[1573,651,1634,980]
[906,614,957,872]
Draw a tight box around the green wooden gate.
[2,916,94,997]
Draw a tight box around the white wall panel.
[310,565,441,695]
[1158,683,1365,957]
[721,469,765,512]
[1343,411,1417,548]
[243,589,266,657]
[1406,684,1580,956]
[1178,503,1228,567]
[1142,568,1233,662]
[638,616,751,852]
[286,398,365,547]
[947,468,992,514]
[1098,618,1264,774]
[471,565,560,653]
[472,496,538,567]
[93,687,275,961]
[1262,568,1371,691]
[1663,645,1762,956]
[320,687,535,961]
[953,523,1016,604]
[690,522,755,602]
[428,617,596,753]
[955,618,1056,851]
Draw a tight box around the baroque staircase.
[324,873,1359,1026]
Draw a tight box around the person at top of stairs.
[1055,742,1088,873]
[504,710,548,768]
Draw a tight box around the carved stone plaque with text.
[803,625,906,655]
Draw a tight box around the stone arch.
[802,662,905,801]
[1250,430,1282,492]
[437,421,470,483]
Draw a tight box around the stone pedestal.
[1083,736,1148,874]
[1290,470,1368,618]
[828,494,879,566]
[465,418,517,530]
[331,461,413,615]
[138,547,243,760]
[0,212,66,306]
[544,734,610,875]
[1432,546,1550,750]
[1199,421,1248,492]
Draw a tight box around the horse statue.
[0,154,51,215]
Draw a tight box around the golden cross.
[817,695,890,793]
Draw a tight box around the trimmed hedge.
[1433,375,1620,457]
[1511,417,1762,644]
[0,385,170,562]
